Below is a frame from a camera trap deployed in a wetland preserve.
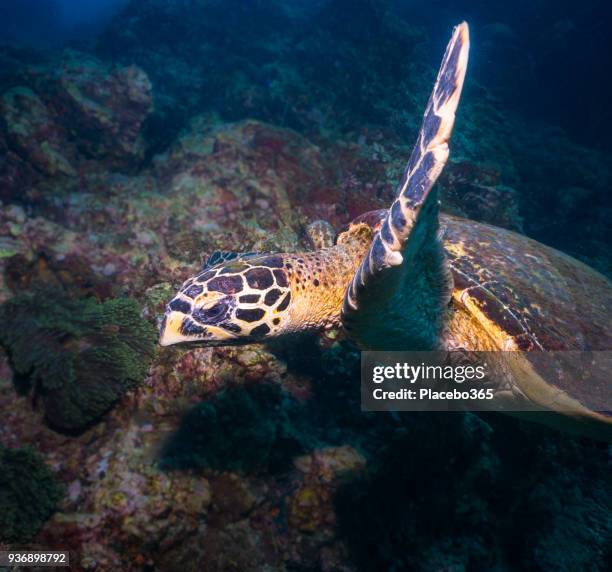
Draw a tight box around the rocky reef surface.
[0,1,611,570]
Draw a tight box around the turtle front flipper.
[342,23,470,350]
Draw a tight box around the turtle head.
[159,255,293,347]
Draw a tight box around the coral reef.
[95,0,612,275]
[97,0,423,147]
[0,446,63,543]
[0,288,157,431]
[0,50,152,200]
[0,0,610,569]
[2,0,609,270]
[0,87,76,178]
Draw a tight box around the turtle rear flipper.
[342,22,469,349]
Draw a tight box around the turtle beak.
[159,311,189,347]
[159,310,240,347]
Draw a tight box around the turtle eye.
[193,301,228,324]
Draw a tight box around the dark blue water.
[0,0,127,46]
[2,0,610,149]
[401,0,612,150]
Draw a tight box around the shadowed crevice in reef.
[158,339,383,476]
[268,335,393,448]
[159,382,313,474]
[335,412,612,572]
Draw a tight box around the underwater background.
[0,1,610,570]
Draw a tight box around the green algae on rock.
[0,446,63,543]
[0,288,157,431]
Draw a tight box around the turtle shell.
[442,214,612,425]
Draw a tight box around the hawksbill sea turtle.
[160,23,612,440]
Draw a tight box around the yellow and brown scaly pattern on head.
[160,224,374,346]
[161,254,292,346]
